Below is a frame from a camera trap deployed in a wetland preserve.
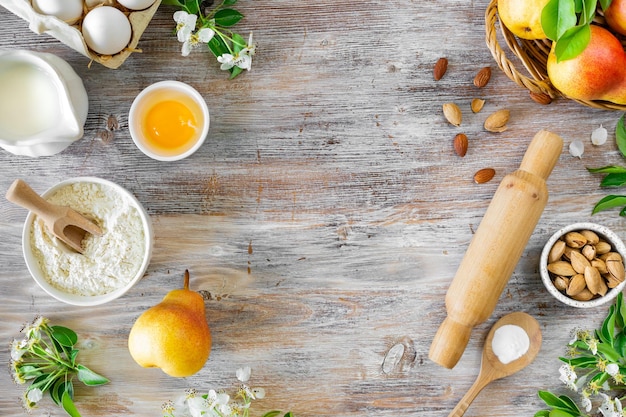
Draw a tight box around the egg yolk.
[143,100,198,152]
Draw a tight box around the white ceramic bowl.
[540,222,626,308]
[128,80,209,161]
[22,177,153,306]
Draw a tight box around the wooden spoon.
[6,179,103,253]
[447,311,542,417]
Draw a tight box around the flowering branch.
[9,316,109,416]
[536,292,626,417]
[163,0,256,79]
[162,366,294,417]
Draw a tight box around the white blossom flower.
[588,338,599,355]
[173,11,215,56]
[569,140,584,158]
[559,363,578,391]
[174,11,197,42]
[599,393,625,417]
[607,363,620,377]
[10,338,28,361]
[591,124,608,146]
[236,366,252,382]
[217,34,256,71]
[26,388,42,404]
[582,395,592,412]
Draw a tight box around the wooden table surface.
[1,1,625,416]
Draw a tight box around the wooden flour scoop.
[429,130,562,369]
[6,179,102,253]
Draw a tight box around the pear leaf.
[50,326,78,347]
[592,195,626,214]
[77,364,110,386]
[541,0,578,41]
[587,165,626,174]
[554,23,591,61]
[62,391,82,417]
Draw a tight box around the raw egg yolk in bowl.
[129,81,209,161]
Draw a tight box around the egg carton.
[0,0,161,69]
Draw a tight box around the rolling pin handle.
[519,130,563,180]
[428,316,473,369]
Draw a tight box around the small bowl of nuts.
[540,223,626,308]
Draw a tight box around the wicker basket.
[485,0,626,111]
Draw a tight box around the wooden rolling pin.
[429,130,563,369]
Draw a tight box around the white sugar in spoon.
[447,311,542,417]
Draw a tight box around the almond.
[442,103,462,127]
[473,66,491,88]
[529,91,553,105]
[434,57,448,81]
[471,98,485,113]
[453,133,468,157]
[547,261,577,276]
[484,109,510,132]
[473,167,495,184]
[566,273,587,296]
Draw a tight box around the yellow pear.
[498,0,550,39]
[128,270,211,377]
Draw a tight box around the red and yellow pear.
[605,0,626,36]
[546,25,626,105]
[498,0,551,39]
[128,270,211,378]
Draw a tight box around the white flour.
[30,181,146,296]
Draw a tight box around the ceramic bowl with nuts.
[540,222,626,308]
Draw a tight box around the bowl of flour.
[22,177,153,306]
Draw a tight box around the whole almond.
[443,103,462,127]
[595,241,612,255]
[473,66,491,88]
[566,273,587,296]
[434,57,448,81]
[564,231,587,248]
[605,252,625,282]
[548,240,566,263]
[453,133,468,157]
[571,288,595,301]
[584,266,607,295]
[580,230,600,245]
[529,91,553,105]
[471,98,485,113]
[473,168,495,184]
[570,251,591,274]
[547,261,577,277]
[484,109,510,132]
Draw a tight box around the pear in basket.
[547,25,626,105]
[605,0,626,36]
[498,0,550,39]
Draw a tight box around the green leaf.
[600,0,614,10]
[214,9,244,27]
[549,409,578,417]
[561,356,597,368]
[51,326,78,347]
[541,0,578,41]
[77,365,109,386]
[587,165,626,174]
[207,35,229,58]
[581,0,598,24]
[615,332,626,357]
[599,172,626,187]
[597,342,621,362]
[62,390,82,417]
[600,304,617,343]
[262,412,283,417]
[592,195,626,214]
[554,24,591,61]
[535,411,551,417]
[619,293,626,328]
[616,115,626,158]
[538,390,578,412]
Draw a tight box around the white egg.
[116,0,157,10]
[81,6,132,56]
[32,0,83,24]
